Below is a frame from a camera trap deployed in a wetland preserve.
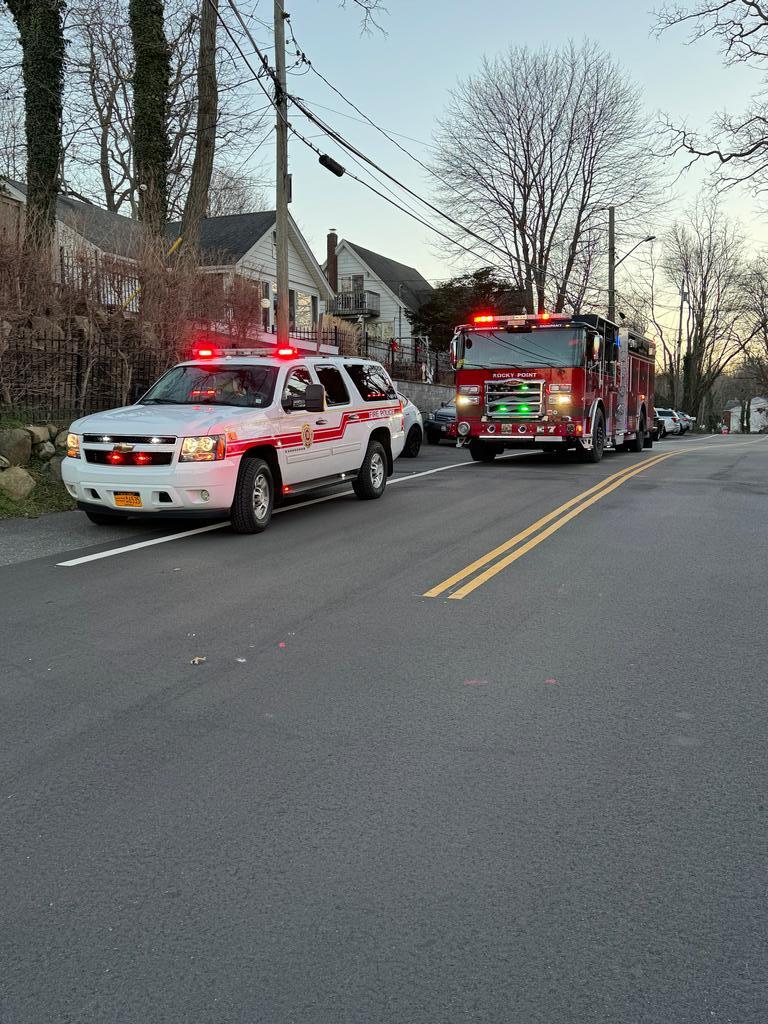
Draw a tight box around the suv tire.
[231,458,274,533]
[85,508,126,525]
[402,424,422,458]
[353,440,387,499]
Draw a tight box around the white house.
[167,211,334,338]
[724,396,768,433]
[322,231,433,360]
[1,179,334,350]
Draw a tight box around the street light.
[615,235,656,270]
[608,203,655,322]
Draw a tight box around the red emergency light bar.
[277,347,298,357]
[471,312,568,327]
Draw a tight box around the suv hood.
[69,404,243,436]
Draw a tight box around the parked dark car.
[425,398,457,444]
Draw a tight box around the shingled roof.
[344,241,433,311]
[5,180,144,259]
[167,211,276,265]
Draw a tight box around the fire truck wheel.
[403,424,423,458]
[231,458,274,533]
[627,421,646,453]
[581,412,605,463]
[469,440,502,463]
[353,440,388,499]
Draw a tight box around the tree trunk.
[6,0,65,256]
[179,0,219,257]
[129,0,171,234]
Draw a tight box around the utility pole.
[675,280,686,408]
[274,0,289,347]
[607,205,616,323]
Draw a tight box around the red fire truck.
[450,312,655,463]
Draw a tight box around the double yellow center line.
[424,450,684,600]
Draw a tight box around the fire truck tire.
[402,424,422,458]
[627,421,646,453]
[353,440,388,499]
[469,440,501,463]
[581,412,605,463]
[231,458,274,533]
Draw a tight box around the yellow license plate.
[114,492,142,508]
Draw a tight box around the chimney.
[326,228,338,291]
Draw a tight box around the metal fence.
[0,334,170,424]
[0,330,454,425]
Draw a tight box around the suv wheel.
[231,458,274,533]
[84,508,126,525]
[402,424,422,458]
[353,440,387,499]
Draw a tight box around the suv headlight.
[179,434,226,462]
[66,433,80,458]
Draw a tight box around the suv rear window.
[316,365,350,406]
[344,363,397,402]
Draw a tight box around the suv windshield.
[140,364,278,408]
[461,327,585,369]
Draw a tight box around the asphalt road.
[1,434,767,1023]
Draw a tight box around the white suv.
[62,349,406,533]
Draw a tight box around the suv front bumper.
[61,458,237,513]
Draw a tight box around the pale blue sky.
[245,0,763,281]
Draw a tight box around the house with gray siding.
[322,230,434,360]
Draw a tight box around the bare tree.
[663,196,746,414]
[207,167,266,216]
[179,0,218,254]
[656,2,768,194]
[61,0,268,219]
[0,25,25,179]
[431,40,662,314]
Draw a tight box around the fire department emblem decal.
[301,423,313,448]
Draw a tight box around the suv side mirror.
[304,383,326,413]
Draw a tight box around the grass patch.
[0,458,75,519]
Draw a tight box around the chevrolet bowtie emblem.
[114,443,134,453]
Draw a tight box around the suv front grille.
[85,451,173,466]
[83,433,176,444]
[485,380,544,418]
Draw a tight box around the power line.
[219,0,550,280]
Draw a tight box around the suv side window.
[282,366,312,411]
[344,363,397,402]
[315,365,350,406]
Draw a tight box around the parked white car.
[62,349,406,533]
[655,408,682,436]
[398,392,423,458]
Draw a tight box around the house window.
[340,274,364,294]
[295,291,313,329]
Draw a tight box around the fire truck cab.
[450,312,655,463]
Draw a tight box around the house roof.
[343,240,433,311]
[4,179,144,258]
[167,211,276,265]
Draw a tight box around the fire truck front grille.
[485,380,544,418]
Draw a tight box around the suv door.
[277,365,333,483]
[313,363,361,474]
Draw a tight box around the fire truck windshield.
[460,327,585,369]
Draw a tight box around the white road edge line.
[56,451,535,567]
